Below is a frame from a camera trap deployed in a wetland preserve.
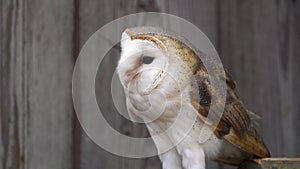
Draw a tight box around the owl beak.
[123,77,131,88]
[123,70,139,88]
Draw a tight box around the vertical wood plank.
[219,0,300,158]
[0,0,74,169]
[219,0,283,156]
[276,0,300,157]
[158,0,218,46]
[77,1,124,168]
[77,0,161,169]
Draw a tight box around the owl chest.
[143,97,223,158]
[127,89,223,158]
[148,114,223,159]
[127,89,182,123]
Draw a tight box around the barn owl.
[117,27,270,169]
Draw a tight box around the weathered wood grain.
[0,0,74,169]
[218,0,300,158]
[218,0,284,157]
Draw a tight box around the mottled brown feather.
[192,65,270,159]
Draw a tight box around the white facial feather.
[118,32,168,95]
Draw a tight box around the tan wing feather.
[192,65,270,159]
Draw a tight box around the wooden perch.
[238,158,300,169]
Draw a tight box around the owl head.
[117,27,201,96]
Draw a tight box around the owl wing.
[191,66,270,162]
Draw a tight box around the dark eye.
[142,56,154,64]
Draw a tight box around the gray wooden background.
[1,0,299,169]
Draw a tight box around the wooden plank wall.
[0,0,74,169]
[0,0,299,169]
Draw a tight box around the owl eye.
[142,56,154,64]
